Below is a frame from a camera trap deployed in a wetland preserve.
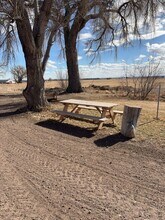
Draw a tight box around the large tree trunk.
[64,31,83,93]
[23,54,48,111]
[14,0,53,111]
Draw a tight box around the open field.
[0,79,165,219]
[1,79,164,139]
[1,77,165,94]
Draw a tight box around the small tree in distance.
[122,58,162,100]
[55,70,68,89]
[0,63,5,77]
[11,66,26,83]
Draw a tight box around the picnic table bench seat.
[112,110,123,123]
[75,106,123,123]
[76,106,123,115]
[113,110,123,115]
[53,110,108,123]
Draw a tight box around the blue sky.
[0,8,165,80]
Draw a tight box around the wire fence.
[152,83,165,120]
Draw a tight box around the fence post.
[156,84,161,120]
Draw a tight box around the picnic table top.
[60,99,118,108]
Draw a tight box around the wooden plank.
[77,105,97,110]
[113,110,123,115]
[111,110,123,124]
[76,105,102,112]
[52,110,108,122]
[60,99,118,108]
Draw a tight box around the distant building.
[6,79,15,84]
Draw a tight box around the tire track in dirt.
[2,120,165,195]
[0,148,61,220]
[2,119,165,179]
[0,117,165,219]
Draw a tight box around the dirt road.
[0,95,165,220]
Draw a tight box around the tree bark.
[121,105,142,138]
[64,29,83,93]
[23,54,48,111]
[16,18,48,111]
[62,1,94,93]
[14,0,53,111]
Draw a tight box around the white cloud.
[130,7,165,40]
[78,62,133,78]
[146,43,165,69]
[146,42,165,57]
[47,60,57,69]
[79,33,93,40]
[78,55,82,60]
[107,9,165,47]
[146,42,165,70]
[139,42,165,73]
[110,30,165,47]
[140,31,165,40]
[44,57,165,80]
[48,60,56,65]
[45,60,57,79]
[84,48,95,56]
[135,54,146,61]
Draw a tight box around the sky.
[0,6,165,80]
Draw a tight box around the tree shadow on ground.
[0,94,23,99]
[0,102,25,111]
[0,93,26,118]
[0,106,27,118]
[94,133,131,148]
[0,111,21,118]
[36,119,95,138]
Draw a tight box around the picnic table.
[53,99,119,129]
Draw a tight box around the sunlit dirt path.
[0,95,165,220]
[0,92,165,220]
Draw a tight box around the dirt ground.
[0,82,165,220]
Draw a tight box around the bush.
[11,66,26,83]
[121,58,162,100]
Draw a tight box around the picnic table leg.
[111,112,116,124]
[74,105,81,113]
[108,108,115,123]
[97,108,107,129]
[71,105,79,113]
[97,121,104,130]
[59,104,69,121]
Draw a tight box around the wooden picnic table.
[53,99,118,129]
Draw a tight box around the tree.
[122,58,162,100]
[56,0,164,93]
[57,0,110,92]
[11,65,26,83]
[0,1,164,107]
[132,59,161,100]
[0,0,54,111]
[0,62,5,77]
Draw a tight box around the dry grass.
[1,77,164,93]
[1,79,164,142]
